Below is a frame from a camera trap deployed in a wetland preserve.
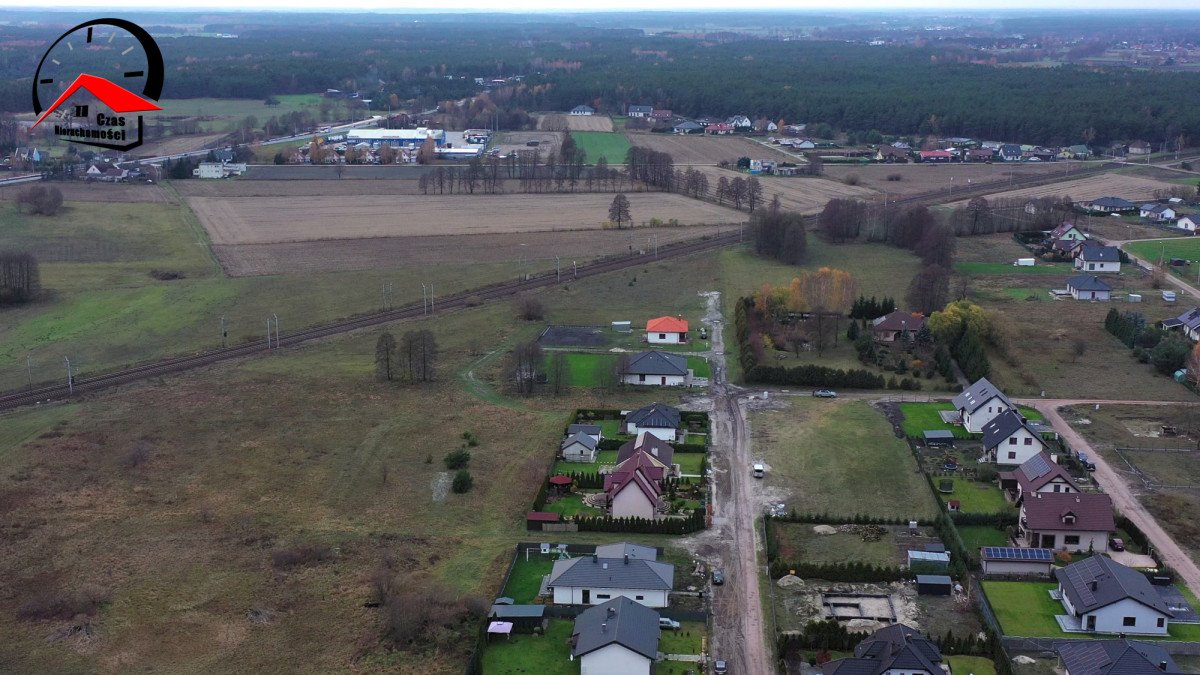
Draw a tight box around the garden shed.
[923,430,955,447]
[489,604,547,634]
[916,575,953,596]
[907,550,950,570]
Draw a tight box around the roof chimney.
[1091,580,1098,592]
[624,554,630,565]
[592,554,598,563]
[608,606,616,618]
[1161,661,1169,671]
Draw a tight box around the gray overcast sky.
[5,0,1200,9]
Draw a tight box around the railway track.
[0,231,743,411]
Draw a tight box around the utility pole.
[382,282,393,310]
[429,284,434,313]
[653,235,659,258]
[573,260,578,279]
[421,283,428,314]
[220,315,227,348]
[64,357,73,395]
[266,319,272,349]
[26,354,32,391]
[556,256,561,282]
[273,314,280,349]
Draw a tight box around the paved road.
[1021,399,1200,600]
[703,291,773,675]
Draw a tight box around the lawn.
[983,581,1200,641]
[947,655,996,675]
[542,493,603,518]
[482,619,576,675]
[753,400,939,519]
[675,452,706,475]
[956,261,1073,275]
[1126,238,1200,268]
[562,352,615,388]
[770,521,900,567]
[957,525,1010,551]
[899,402,1044,440]
[938,477,1010,515]
[552,450,619,475]
[688,356,711,378]
[502,556,556,604]
[571,131,632,165]
[659,621,705,655]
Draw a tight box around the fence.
[971,583,1002,636]
[1002,636,1200,656]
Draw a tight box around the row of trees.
[1103,308,1195,377]
[0,252,39,306]
[375,330,439,383]
[714,175,764,211]
[928,301,992,383]
[751,198,808,265]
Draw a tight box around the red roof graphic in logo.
[31,73,161,129]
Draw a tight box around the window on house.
[1008,452,1016,460]
[639,374,646,382]
[1065,536,1080,545]
[596,594,610,600]
[1053,485,1060,492]
[636,595,644,600]
[1158,618,1166,628]
[1123,617,1137,627]
[1009,437,1017,445]
[1024,437,1033,445]
[659,333,666,339]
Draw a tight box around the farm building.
[646,316,689,344]
[1067,275,1113,301]
[1055,556,1173,635]
[980,547,1054,577]
[1019,492,1115,552]
[193,162,247,179]
[620,351,690,387]
[570,597,661,675]
[571,105,596,116]
[346,128,446,147]
[548,550,674,607]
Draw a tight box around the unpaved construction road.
[699,291,774,675]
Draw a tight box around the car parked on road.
[813,389,837,398]
[713,659,728,674]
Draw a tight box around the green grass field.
[1126,238,1200,267]
[153,94,369,133]
[755,400,939,519]
[571,131,632,165]
[687,356,711,378]
[956,261,1073,275]
[947,656,996,675]
[542,493,603,518]
[482,619,576,675]
[502,556,555,604]
[938,477,1009,514]
[983,581,1200,640]
[899,402,1043,440]
[562,352,614,388]
[552,450,619,476]
[659,621,705,655]
[957,525,1010,551]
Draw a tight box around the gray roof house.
[982,409,1049,464]
[570,597,660,670]
[594,542,658,561]
[1067,275,1113,301]
[625,402,681,430]
[560,432,599,463]
[627,104,653,117]
[673,120,703,134]
[1077,244,1120,263]
[567,423,603,441]
[1163,307,1200,341]
[821,623,944,675]
[549,552,675,608]
[1057,639,1184,674]
[952,377,1014,433]
[570,105,595,116]
[1055,556,1173,634]
[1088,196,1136,212]
[625,351,689,377]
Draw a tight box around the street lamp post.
[64,357,73,395]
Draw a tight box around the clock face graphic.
[31,18,164,151]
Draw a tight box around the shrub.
[452,470,474,493]
[886,173,903,182]
[462,431,479,447]
[843,173,861,186]
[272,544,333,570]
[515,296,545,321]
[444,449,471,470]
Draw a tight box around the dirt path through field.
[699,290,774,675]
[1021,399,1200,599]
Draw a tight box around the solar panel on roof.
[1023,454,1051,480]
[982,547,1052,561]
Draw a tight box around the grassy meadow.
[570,131,632,165]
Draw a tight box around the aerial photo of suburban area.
[6,3,1200,674]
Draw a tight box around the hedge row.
[575,509,705,535]
[746,364,887,389]
[950,511,1018,528]
[778,621,997,657]
[768,559,908,582]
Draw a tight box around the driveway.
[1023,400,1200,600]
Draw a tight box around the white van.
[753,463,765,478]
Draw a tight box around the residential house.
[967,148,995,162]
[765,121,778,132]
[1055,555,1172,634]
[1074,244,1122,273]
[194,162,247,179]
[726,115,752,130]
[620,351,690,387]
[1176,215,1200,232]
[1000,144,1024,161]
[616,432,675,471]
[605,459,663,519]
[1067,275,1113,301]
[1062,144,1093,160]
[1000,451,1079,502]
[918,150,952,163]
[568,424,603,444]
[952,377,1014,434]
[1049,222,1089,242]
[790,139,816,150]
[705,123,733,135]
[1161,307,1200,341]
[1021,492,1115,552]
[820,623,945,675]
[594,542,658,561]
[983,409,1050,465]
[571,105,595,116]
[1052,238,1085,258]
[650,109,673,121]
[870,310,926,342]
[1086,196,1136,213]
[673,121,702,135]
[570,597,661,675]
[561,432,600,463]
[1140,204,1177,222]
[646,316,688,344]
[1057,639,1184,674]
[623,403,681,442]
[1128,140,1152,155]
[549,548,674,607]
[626,105,653,118]
[85,164,104,178]
[875,145,910,163]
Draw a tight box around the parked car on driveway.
[711,569,725,585]
[813,389,837,398]
[713,659,728,674]
[1110,537,1125,552]
[658,617,681,630]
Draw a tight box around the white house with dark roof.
[1057,638,1184,674]
[820,623,945,675]
[1177,215,1200,233]
[561,432,599,463]
[1055,556,1173,635]
[952,377,1014,434]
[983,409,1050,465]
[1075,244,1122,273]
[1000,451,1078,502]
[1049,222,1088,242]
[567,424,603,444]
[1140,203,1177,222]
[1162,307,1200,341]
[594,542,657,561]
[1086,197,1136,214]
[626,105,653,118]
[1067,275,1113,301]
[570,596,661,675]
[571,105,595,116]
[548,549,674,607]
[621,351,691,387]
[623,402,681,441]
[1021,492,1115,552]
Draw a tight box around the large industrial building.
[345,127,446,147]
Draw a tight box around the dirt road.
[701,291,774,675]
[1022,399,1200,599]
